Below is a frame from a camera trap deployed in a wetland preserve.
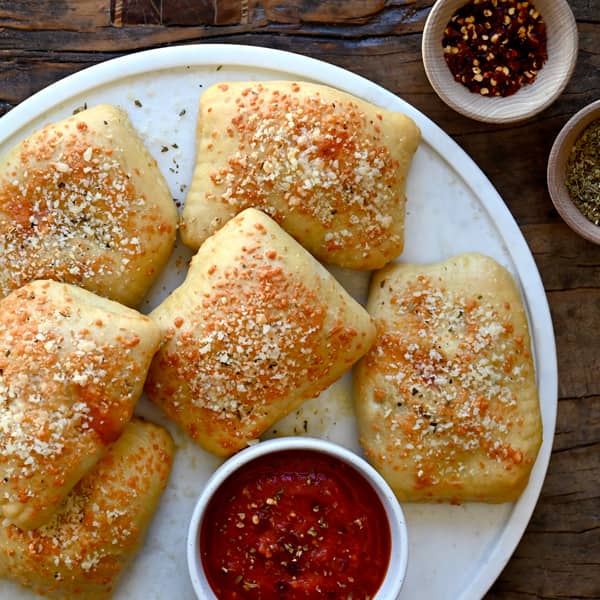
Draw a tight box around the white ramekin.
[187,436,408,599]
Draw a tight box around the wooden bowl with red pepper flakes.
[548,100,600,245]
[422,0,578,123]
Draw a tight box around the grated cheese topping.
[206,82,402,258]
[0,421,173,595]
[149,220,360,444]
[0,282,149,525]
[365,274,532,488]
[0,116,170,301]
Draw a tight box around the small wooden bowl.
[547,100,600,244]
[422,0,578,123]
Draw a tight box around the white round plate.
[0,45,557,600]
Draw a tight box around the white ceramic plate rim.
[0,44,558,600]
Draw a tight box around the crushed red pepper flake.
[442,0,548,97]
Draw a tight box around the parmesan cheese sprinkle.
[147,217,362,450]
[0,115,171,302]
[0,421,172,597]
[206,83,403,258]
[366,275,531,487]
[0,282,150,526]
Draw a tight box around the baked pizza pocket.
[354,253,542,503]
[0,418,174,600]
[146,208,376,456]
[181,80,421,270]
[0,104,177,307]
[0,280,161,529]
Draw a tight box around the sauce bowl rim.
[186,436,409,600]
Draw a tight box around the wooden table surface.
[1,1,599,598]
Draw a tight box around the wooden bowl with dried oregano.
[422,0,578,123]
[548,100,600,245]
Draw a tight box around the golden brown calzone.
[181,80,421,270]
[0,418,174,600]
[354,254,542,502]
[0,280,161,529]
[0,104,177,306]
[146,208,376,456]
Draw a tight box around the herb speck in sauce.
[565,118,600,225]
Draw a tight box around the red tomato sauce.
[200,449,391,599]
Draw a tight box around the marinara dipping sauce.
[199,449,392,599]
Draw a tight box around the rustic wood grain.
[0,1,599,598]
[257,0,388,24]
[109,0,389,26]
[523,224,600,292]
[110,0,243,26]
